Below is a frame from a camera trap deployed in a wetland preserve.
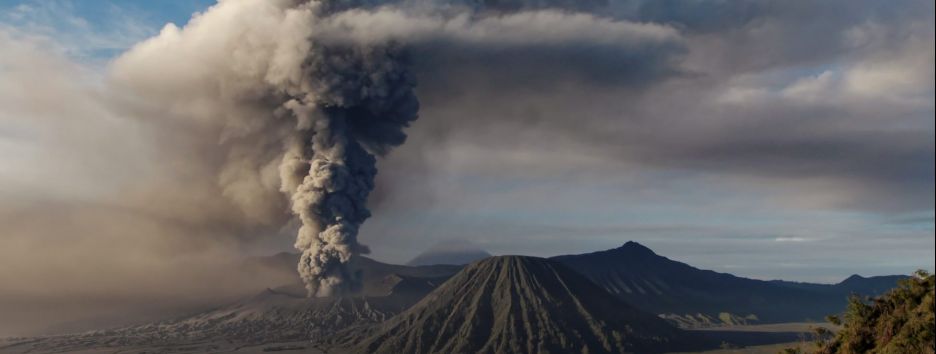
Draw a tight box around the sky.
[0,0,933,335]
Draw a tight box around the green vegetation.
[785,270,934,354]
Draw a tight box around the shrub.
[813,270,934,354]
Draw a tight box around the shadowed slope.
[407,241,493,266]
[407,248,492,266]
[552,242,906,326]
[338,256,710,354]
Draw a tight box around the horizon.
[281,240,916,284]
[1,0,933,340]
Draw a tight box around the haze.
[0,0,933,338]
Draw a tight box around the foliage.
[811,270,935,354]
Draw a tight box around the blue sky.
[0,0,211,61]
[0,0,933,286]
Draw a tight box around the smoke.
[108,0,678,297]
[279,43,418,296]
[270,10,419,297]
[111,0,423,297]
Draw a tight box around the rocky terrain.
[331,256,713,354]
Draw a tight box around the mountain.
[166,255,463,341]
[771,274,907,296]
[4,245,907,353]
[5,288,412,353]
[331,256,712,354]
[245,253,463,296]
[4,257,461,353]
[406,241,492,266]
[552,241,905,327]
[834,274,907,294]
[132,287,405,342]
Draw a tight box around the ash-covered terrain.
[0,257,459,354]
[331,256,711,354]
[0,243,906,354]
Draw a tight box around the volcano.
[407,240,493,266]
[332,256,711,353]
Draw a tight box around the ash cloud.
[385,0,934,214]
[111,0,417,296]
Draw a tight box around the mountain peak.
[338,255,708,353]
[549,241,665,266]
[406,240,492,266]
[472,254,541,267]
[616,241,657,255]
[839,274,867,285]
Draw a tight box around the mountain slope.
[334,256,711,354]
[244,253,463,296]
[121,257,460,343]
[121,288,405,344]
[407,249,492,266]
[7,258,460,353]
[4,291,410,353]
[771,274,906,296]
[406,241,492,266]
[552,242,905,326]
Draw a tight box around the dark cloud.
[370,0,934,214]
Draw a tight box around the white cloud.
[774,237,811,243]
[0,0,158,64]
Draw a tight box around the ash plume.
[112,0,419,297]
[280,42,418,296]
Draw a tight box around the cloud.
[375,0,934,214]
[0,0,158,63]
[359,0,933,278]
[0,14,294,336]
[775,237,810,243]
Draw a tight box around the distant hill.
[552,241,907,327]
[771,274,907,296]
[406,241,492,266]
[244,252,462,296]
[333,256,713,353]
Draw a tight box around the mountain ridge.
[331,255,713,353]
[552,241,907,326]
[406,241,493,266]
[1,243,910,353]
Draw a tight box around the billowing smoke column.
[279,42,418,296]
